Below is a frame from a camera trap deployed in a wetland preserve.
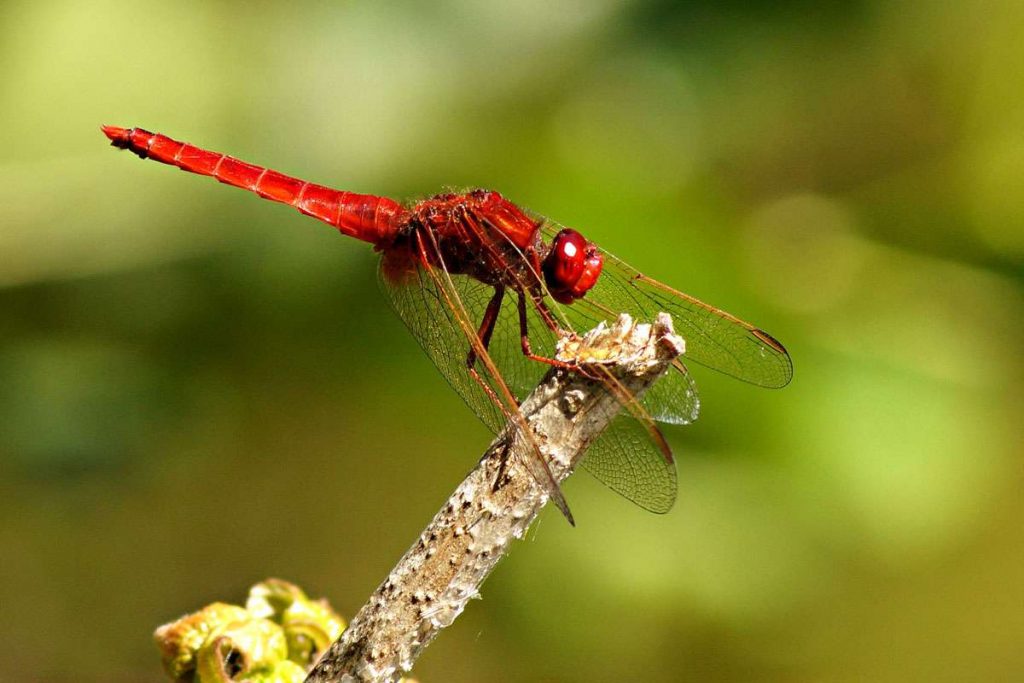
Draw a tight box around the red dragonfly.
[102,125,791,524]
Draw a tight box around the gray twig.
[305,313,684,683]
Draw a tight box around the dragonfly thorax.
[398,191,538,290]
[399,191,604,303]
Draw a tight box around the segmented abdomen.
[102,126,404,245]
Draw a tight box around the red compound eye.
[543,229,602,303]
[546,229,585,286]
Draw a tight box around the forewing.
[542,225,793,389]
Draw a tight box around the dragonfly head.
[543,229,604,304]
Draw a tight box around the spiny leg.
[464,286,512,410]
[516,291,593,375]
[529,288,565,334]
[466,285,504,371]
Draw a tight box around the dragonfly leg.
[526,287,569,335]
[465,285,522,410]
[516,292,593,374]
[466,285,505,371]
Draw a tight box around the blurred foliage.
[1,1,1022,681]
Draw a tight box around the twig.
[305,313,684,683]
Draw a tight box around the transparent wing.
[640,360,700,426]
[380,264,566,422]
[542,224,793,390]
[580,415,677,514]
[379,256,509,433]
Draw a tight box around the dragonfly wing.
[379,260,561,432]
[378,256,507,433]
[580,414,678,514]
[640,360,700,426]
[628,270,792,388]
[540,224,793,389]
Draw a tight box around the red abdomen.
[102,126,405,246]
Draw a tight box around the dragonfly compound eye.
[544,229,603,303]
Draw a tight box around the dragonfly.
[102,125,792,524]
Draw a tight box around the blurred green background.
[2,1,1022,681]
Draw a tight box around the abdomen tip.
[101,125,130,145]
